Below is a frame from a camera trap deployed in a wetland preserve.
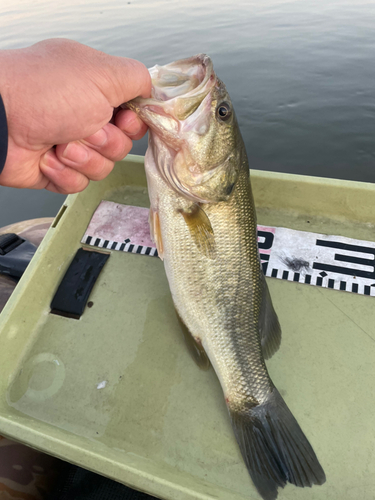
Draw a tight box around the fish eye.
[216,102,232,121]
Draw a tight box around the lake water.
[0,0,374,227]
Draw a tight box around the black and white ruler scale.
[82,201,375,297]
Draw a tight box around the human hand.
[0,38,151,193]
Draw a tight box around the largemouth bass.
[128,55,326,500]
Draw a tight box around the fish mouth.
[127,54,216,130]
[127,55,219,203]
[149,54,215,109]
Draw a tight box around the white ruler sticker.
[82,201,375,297]
[258,225,375,296]
[81,201,157,257]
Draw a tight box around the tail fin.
[228,389,326,500]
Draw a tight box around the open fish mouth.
[151,54,213,98]
[127,55,240,204]
[127,54,216,133]
[126,55,221,203]
[149,54,215,115]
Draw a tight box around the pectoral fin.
[175,308,211,371]
[180,204,216,259]
[149,209,164,260]
[259,272,281,359]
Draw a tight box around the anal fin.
[175,308,210,371]
[179,204,216,259]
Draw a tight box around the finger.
[32,40,152,104]
[101,57,152,105]
[40,150,90,194]
[115,109,148,140]
[80,123,134,161]
[55,141,120,181]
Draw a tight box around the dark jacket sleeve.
[0,94,8,175]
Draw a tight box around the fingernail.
[62,142,89,163]
[41,150,64,171]
[85,128,107,147]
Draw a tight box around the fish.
[127,54,326,500]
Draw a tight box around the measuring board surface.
[82,201,375,297]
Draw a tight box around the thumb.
[93,53,152,107]
[25,39,152,107]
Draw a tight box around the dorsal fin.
[179,204,216,259]
[259,272,282,359]
[175,308,211,371]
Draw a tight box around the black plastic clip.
[0,233,37,279]
[0,233,24,255]
[50,248,110,319]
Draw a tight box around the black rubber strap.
[0,94,8,175]
[50,248,110,319]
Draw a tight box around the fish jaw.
[144,53,215,118]
[129,92,223,204]
[127,53,215,142]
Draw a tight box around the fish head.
[127,54,243,203]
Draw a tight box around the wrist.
[0,94,7,175]
[0,50,16,178]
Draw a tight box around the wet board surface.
[82,200,375,297]
[0,156,374,500]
